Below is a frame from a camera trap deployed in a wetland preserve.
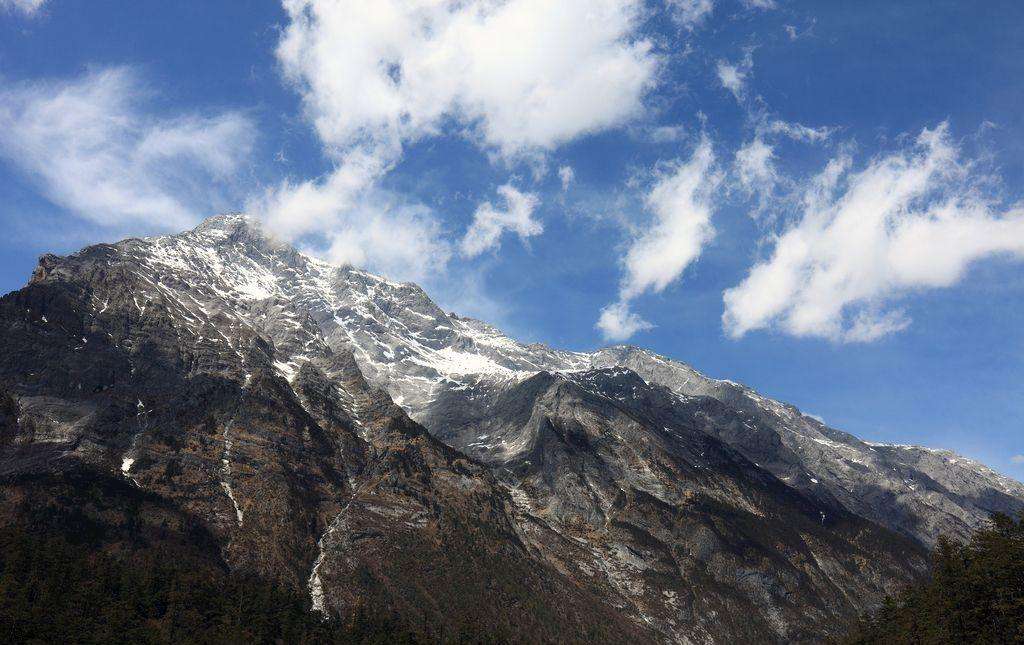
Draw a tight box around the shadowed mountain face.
[0,214,1018,643]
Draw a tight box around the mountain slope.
[588,346,1024,546]
[107,214,1014,548]
[0,213,1019,643]
[0,224,650,642]
[427,368,926,641]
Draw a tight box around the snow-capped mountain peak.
[38,213,1024,547]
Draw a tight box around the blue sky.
[1,0,1022,476]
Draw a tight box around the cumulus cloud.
[460,185,542,258]
[558,166,575,191]
[1,0,45,15]
[666,0,713,29]
[278,0,655,160]
[260,0,658,275]
[597,137,719,340]
[596,301,654,341]
[0,66,254,231]
[723,122,1024,342]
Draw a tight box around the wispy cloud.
[649,125,688,143]
[321,195,452,285]
[621,138,718,300]
[782,19,816,41]
[597,136,720,340]
[734,137,776,198]
[723,122,1024,342]
[558,166,575,192]
[716,50,754,102]
[1,0,45,16]
[0,66,254,231]
[666,0,714,29]
[732,121,834,218]
[768,120,835,143]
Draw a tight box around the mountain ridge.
[1,212,1019,643]
[165,214,1022,545]
[17,211,1023,546]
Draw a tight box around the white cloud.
[596,301,653,341]
[0,66,254,231]
[666,0,714,29]
[249,148,388,240]
[782,20,817,41]
[321,198,451,284]
[731,120,833,218]
[558,166,575,191]
[460,184,542,258]
[734,137,776,196]
[650,125,687,143]
[262,0,658,276]
[620,137,718,300]
[741,0,776,9]
[1,0,45,15]
[716,51,753,101]
[276,0,656,158]
[246,151,450,283]
[841,309,911,343]
[597,137,719,341]
[723,122,1024,342]
[768,120,834,143]
[1012,455,1024,465]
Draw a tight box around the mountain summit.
[2,213,1021,643]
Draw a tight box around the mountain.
[1,213,1020,643]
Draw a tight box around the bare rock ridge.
[1,212,1020,643]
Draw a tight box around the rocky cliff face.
[0,214,1018,643]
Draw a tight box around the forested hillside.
[848,513,1024,644]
